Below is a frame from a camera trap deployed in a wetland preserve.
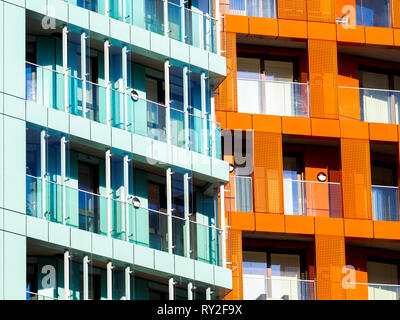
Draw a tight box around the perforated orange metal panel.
[223,230,243,300]
[315,235,346,300]
[341,138,372,220]
[307,0,335,22]
[308,39,339,119]
[216,32,237,112]
[277,0,307,20]
[253,132,284,214]
[393,0,400,28]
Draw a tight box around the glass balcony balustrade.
[26,175,223,266]
[356,0,391,28]
[63,0,218,53]
[343,282,400,300]
[372,185,400,222]
[237,78,310,117]
[242,275,316,300]
[283,179,342,218]
[226,176,253,213]
[25,62,222,159]
[229,0,276,18]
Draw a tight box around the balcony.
[26,173,223,266]
[229,0,276,18]
[64,0,218,53]
[25,62,222,159]
[237,78,310,117]
[372,185,399,221]
[283,179,342,218]
[243,275,316,300]
[226,176,253,213]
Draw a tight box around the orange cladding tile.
[344,219,373,238]
[337,25,365,44]
[231,211,255,231]
[365,26,394,46]
[282,116,311,135]
[217,111,227,130]
[252,114,282,133]
[395,28,400,46]
[369,123,398,142]
[224,15,249,34]
[311,118,340,137]
[255,213,285,233]
[278,19,308,39]
[226,112,252,130]
[284,215,315,235]
[249,17,278,36]
[308,22,336,41]
[314,217,344,236]
[340,119,369,140]
[374,221,400,240]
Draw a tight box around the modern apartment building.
[0,0,233,300]
[217,0,400,300]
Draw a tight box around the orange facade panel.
[393,0,400,28]
[248,17,278,36]
[277,0,307,20]
[284,215,315,235]
[308,22,336,41]
[337,25,366,44]
[369,123,398,142]
[278,19,308,39]
[253,132,284,214]
[308,39,339,119]
[282,116,311,135]
[365,27,394,46]
[226,112,252,130]
[224,14,249,34]
[231,211,255,231]
[252,114,282,133]
[255,213,285,233]
[340,138,372,220]
[307,0,335,22]
[224,230,243,300]
[344,219,374,238]
[315,235,346,300]
[311,118,340,137]
[373,221,400,240]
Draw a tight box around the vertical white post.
[122,46,128,130]
[105,0,110,17]
[184,173,191,258]
[61,136,66,224]
[107,262,113,300]
[215,0,221,55]
[211,95,216,158]
[164,0,169,37]
[124,155,130,242]
[169,278,175,300]
[206,287,212,300]
[188,282,193,300]
[106,150,112,238]
[220,183,226,268]
[62,26,69,112]
[64,251,70,300]
[122,0,127,22]
[165,60,171,144]
[81,32,87,119]
[180,0,186,42]
[205,13,211,51]
[166,168,173,254]
[200,72,208,155]
[83,256,89,300]
[125,266,131,300]
[183,66,190,149]
[104,40,111,126]
[40,130,46,219]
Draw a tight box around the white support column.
[180,0,186,42]
[211,95,217,158]
[61,136,67,224]
[125,266,131,300]
[104,40,111,126]
[188,282,193,300]
[62,26,69,112]
[105,0,110,17]
[183,66,190,149]
[64,251,70,300]
[200,72,208,155]
[169,278,175,300]
[122,0,127,22]
[165,60,171,144]
[166,168,173,254]
[83,255,89,300]
[164,0,169,37]
[122,46,128,130]
[220,183,226,268]
[107,262,113,300]
[206,287,212,300]
[124,155,130,242]
[215,0,221,55]
[184,173,191,258]
[81,32,87,119]
[40,130,47,219]
[106,150,112,238]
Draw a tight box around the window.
[283,153,306,216]
[356,0,391,28]
[230,0,276,18]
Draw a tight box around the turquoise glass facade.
[0,0,231,300]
